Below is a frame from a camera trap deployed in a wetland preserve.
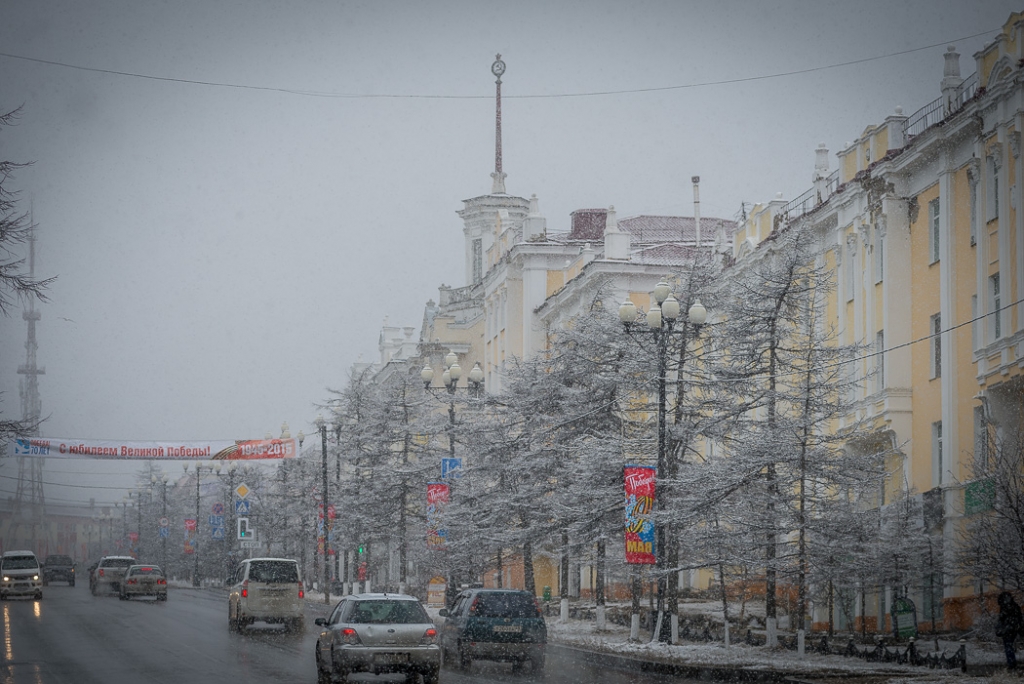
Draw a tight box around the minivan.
[228,557,305,632]
[1,550,43,600]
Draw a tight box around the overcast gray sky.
[1,0,1017,505]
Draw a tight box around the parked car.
[438,588,546,673]
[227,557,305,632]
[90,556,136,595]
[314,593,440,684]
[119,564,168,601]
[41,554,76,586]
[0,550,43,600]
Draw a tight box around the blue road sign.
[235,500,250,515]
[158,527,169,538]
[208,515,224,527]
[211,527,226,539]
[441,457,463,480]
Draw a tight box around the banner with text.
[7,437,298,460]
[426,482,449,549]
[624,465,656,564]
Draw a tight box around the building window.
[472,239,483,284]
[969,179,978,245]
[875,330,885,393]
[973,405,989,470]
[990,273,1001,340]
[845,240,855,302]
[987,156,999,221]
[929,199,940,263]
[933,421,944,486]
[971,295,979,351]
[875,226,884,283]
[931,314,941,378]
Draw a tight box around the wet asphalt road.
[0,584,700,684]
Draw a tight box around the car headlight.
[2,576,8,582]
[33,575,39,581]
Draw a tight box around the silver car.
[90,556,136,595]
[315,593,440,684]
[119,564,168,601]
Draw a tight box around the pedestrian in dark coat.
[996,591,1022,670]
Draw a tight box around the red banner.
[624,465,656,564]
[426,483,449,549]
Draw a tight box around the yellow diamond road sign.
[235,483,250,499]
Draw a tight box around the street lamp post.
[185,462,220,588]
[422,351,484,605]
[154,474,168,571]
[315,415,330,605]
[620,281,706,643]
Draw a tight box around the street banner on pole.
[623,465,656,564]
[8,436,298,460]
[426,482,449,549]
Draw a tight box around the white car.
[227,557,305,632]
[1,550,43,600]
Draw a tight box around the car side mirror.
[438,609,449,617]
[314,617,326,626]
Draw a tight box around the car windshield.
[45,556,72,565]
[2,556,38,570]
[472,593,539,618]
[129,566,163,576]
[347,600,429,624]
[103,558,135,568]
[247,561,299,583]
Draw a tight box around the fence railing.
[781,169,839,223]
[741,631,968,672]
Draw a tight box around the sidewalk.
[542,609,1019,683]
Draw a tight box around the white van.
[227,557,305,632]
[1,550,43,600]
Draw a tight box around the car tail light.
[469,597,480,615]
[420,628,438,645]
[298,588,304,599]
[241,580,248,598]
[157,579,167,585]
[99,569,105,577]
[340,628,362,645]
[126,579,137,585]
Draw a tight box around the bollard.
[766,617,778,649]
[797,629,805,659]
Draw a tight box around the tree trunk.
[523,541,536,595]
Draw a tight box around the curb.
[547,643,811,683]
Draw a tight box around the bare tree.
[1,106,55,441]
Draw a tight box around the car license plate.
[493,624,522,633]
[374,653,409,665]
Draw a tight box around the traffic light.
[237,517,254,539]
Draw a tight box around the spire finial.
[491,54,507,194]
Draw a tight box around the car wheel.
[457,643,471,671]
[36,592,43,600]
[287,618,304,634]
[118,592,126,601]
[422,665,440,684]
[510,659,524,674]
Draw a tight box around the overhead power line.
[0,29,999,100]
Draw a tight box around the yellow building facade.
[731,15,1024,631]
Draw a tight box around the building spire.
[491,54,507,194]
